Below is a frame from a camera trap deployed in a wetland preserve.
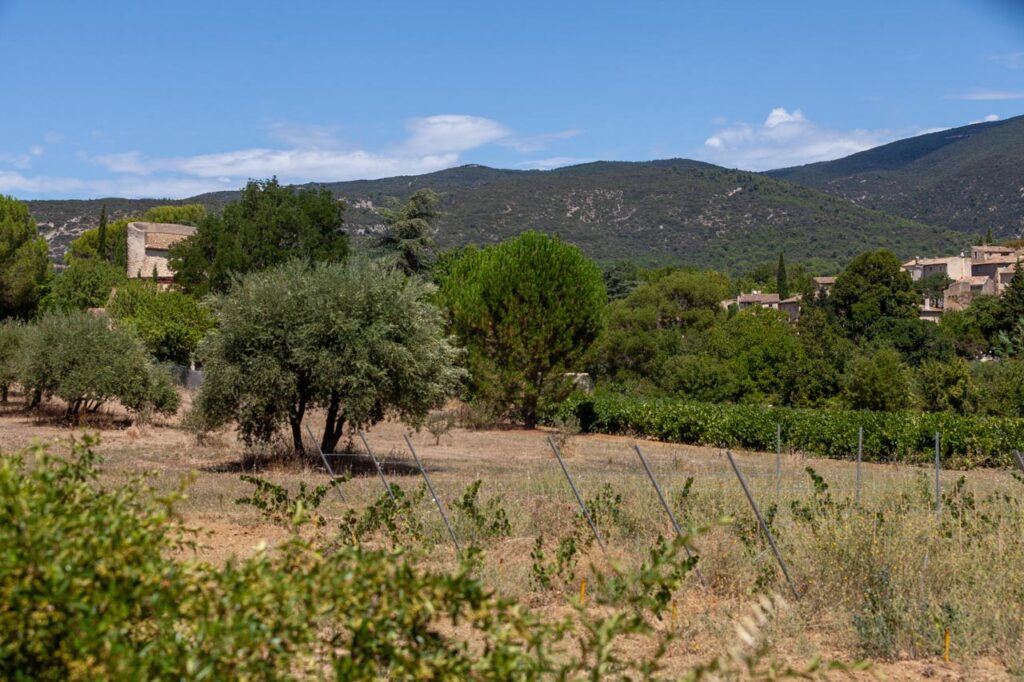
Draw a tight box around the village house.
[722,291,802,322]
[812,276,836,299]
[126,222,196,287]
[898,243,1023,319]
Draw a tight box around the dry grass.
[1,392,1021,680]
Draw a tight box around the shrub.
[106,280,214,365]
[43,258,126,312]
[556,393,1024,467]
[18,311,180,422]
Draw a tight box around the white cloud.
[515,156,592,170]
[21,114,578,199]
[700,108,911,170]
[952,88,1024,101]
[988,52,1024,69]
[500,128,583,153]
[969,114,1000,124]
[0,170,232,199]
[43,132,63,144]
[401,114,511,155]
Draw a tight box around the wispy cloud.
[951,88,1024,101]
[5,114,579,199]
[515,156,592,170]
[968,114,1001,124]
[987,52,1024,69]
[500,128,583,153]
[700,108,917,170]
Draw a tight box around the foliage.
[65,218,131,268]
[556,392,1024,466]
[439,231,605,427]
[917,358,977,414]
[970,359,1024,417]
[0,195,51,320]
[141,203,207,225]
[843,346,913,412]
[17,311,180,422]
[449,479,512,542]
[235,474,332,528]
[593,268,730,383]
[0,321,22,401]
[913,271,952,307]
[342,484,426,547]
[377,188,441,275]
[169,179,347,295]
[192,258,462,454]
[830,250,919,337]
[42,258,126,312]
[106,280,214,364]
[776,252,789,299]
[865,316,954,366]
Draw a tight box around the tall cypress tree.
[776,252,789,299]
[97,205,108,261]
[985,227,994,245]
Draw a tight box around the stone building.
[126,222,196,285]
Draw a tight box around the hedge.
[555,394,1024,468]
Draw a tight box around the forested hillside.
[27,159,968,272]
[768,115,1024,237]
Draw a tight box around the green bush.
[0,438,811,680]
[556,393,1024,467]
[18,311,180,422]
[107,280,214,365]
[0,321,22,401]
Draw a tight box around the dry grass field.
[2,390,1022,680]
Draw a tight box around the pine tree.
[97,205,108,261]
[776,252,789,300]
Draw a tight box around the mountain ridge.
[28,158,969,273]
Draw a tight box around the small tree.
[44,258,126,311]
[107,281,214,365]
[18,311,179,423]
[776,252,789,300]
[192,258,462,455]
[917,359,976,414]
[843,346,913,412]
[439,232,606,427]
[96,205,108,262]
[378,189,441,275]
[0,322,22,402]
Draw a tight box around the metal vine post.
[725,449,799,600]
[358,430,398,503]
[935,432,942,514]
[547,434,607,553]
[633,444,706,589]
[856,425,863,505]
[403,433,461,556]
[305,424,345,502]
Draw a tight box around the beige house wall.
[126,222,196,281]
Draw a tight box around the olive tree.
[18,311,180,423]
[0,321,22,402]
[438,231,606,427]
[192,258,463,455]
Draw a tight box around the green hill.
[28,160,968,273]
[767,115,1024,237]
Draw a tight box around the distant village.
[722,244,1022,322]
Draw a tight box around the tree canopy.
[0,195,51,320]
[377,189,441,275]
[170,180,347,295]
[439,231,606,427]
[830,250,919,336]
[192,258,462,454]
[107,280,215,365]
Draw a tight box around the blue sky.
[1,0,1023,199]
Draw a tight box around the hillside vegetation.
[27,160,966,272]
[768,115,1024,237]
